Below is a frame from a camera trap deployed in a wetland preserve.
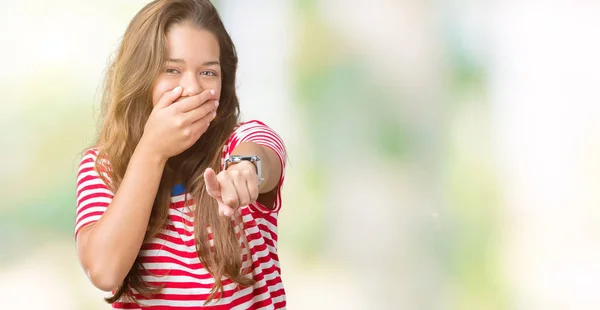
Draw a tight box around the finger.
[188,109,217,138]
[183,100,218,124]
[217,172,240,210]
[173,89,217,113]
[204,168,221,199]
[230,169,251,206]
[154,86,183,109]
[218,202,234,217]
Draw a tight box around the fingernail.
[215,101,219,107]
[210,89,215,96]
[212,112,217,118]
[172,86,182,93]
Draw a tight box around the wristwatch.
[224,155,264,185]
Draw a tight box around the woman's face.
[152,22,222,106]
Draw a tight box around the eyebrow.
[167,58,220,66]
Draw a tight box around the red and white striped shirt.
[75,120,287,309]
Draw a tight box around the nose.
[179,72,202,97]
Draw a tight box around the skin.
[76,22,282,292]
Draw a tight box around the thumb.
[204,168,221,199]
[155,86,183,109]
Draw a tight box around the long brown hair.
[94,0,254,304]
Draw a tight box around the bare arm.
[75,87,218,291]
[76,143,166,291]
[204,121,287,215]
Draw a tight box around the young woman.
[75,0,287,308]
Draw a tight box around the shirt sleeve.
[75,149,114,238]
[223,120,287,214]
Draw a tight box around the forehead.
[166,23,220,62]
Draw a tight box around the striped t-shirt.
[75,120,287,309]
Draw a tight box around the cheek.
[152,79,177,106]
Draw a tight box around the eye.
[166,68,180,74]
[200,71,217,77]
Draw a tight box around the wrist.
[224,155,264,185]
[226,160,256,173]
[135,138,168,167]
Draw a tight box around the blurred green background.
[1,1,600,309]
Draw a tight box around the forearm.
[79,141,167,290]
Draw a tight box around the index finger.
[204,168,221,199]
[154,85,184,109]
[174,89,217,113]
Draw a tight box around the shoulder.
[79,148,100,166]
[78,148,111,176]
[228,119,282,141]
[225,120,284,148]
[222,119,286,161]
